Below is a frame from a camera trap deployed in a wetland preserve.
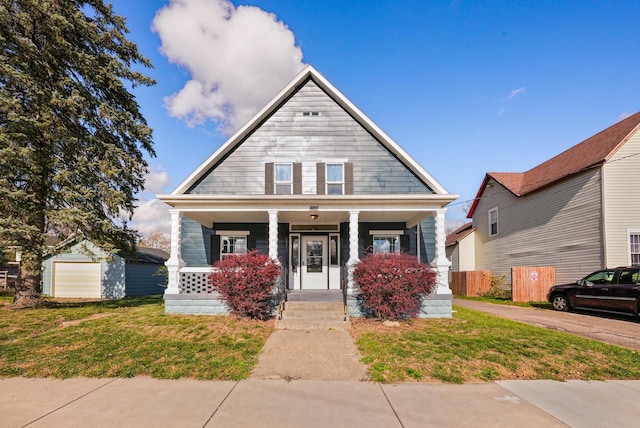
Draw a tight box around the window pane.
[221,236,247,257]
[327,164,343,182]
[327,183,342,195]
[330,235,338,265]
[275,164,292,182]
[373,236,399,254]
[275,184,292,195]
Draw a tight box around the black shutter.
[265,163,274,195]
[344,162,353,194]
[247,233,256,251]
[211,235,220,264]
[316,162,325,195]
[364,234,373,255]
[293,162,302,194]
[400,234,410,254]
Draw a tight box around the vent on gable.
[302,111,320,116]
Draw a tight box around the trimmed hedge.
[209,250,281,320]
[353,252,436,320]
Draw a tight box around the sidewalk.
[2,377,640,427]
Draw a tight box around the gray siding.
[125,263,166,296]
[42,241,125,298]
[602,128,640,266]
[419,217,436,264]
[188,80,433,196]
[473,169,603,284]
[182,220,273,266]
[181,218,214,266]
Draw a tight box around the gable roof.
[171,65,451,196]
[468,112,640,217]
[445,222,475,246]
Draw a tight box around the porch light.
[309,205,319,220]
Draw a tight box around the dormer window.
[275,163,293,195]
[302,111,319,116]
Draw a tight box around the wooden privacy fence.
[451,271,492,296]
[511,266,555,302]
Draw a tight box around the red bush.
[353,252,436,320]
[209,250,281,320]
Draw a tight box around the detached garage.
[43,239,168,299]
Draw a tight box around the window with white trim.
[326,163,344,195]
[373,236,401,254]
[217,231,249,258]
[488,207,498,236]
[629,230,640,266]
[275,163,293,195]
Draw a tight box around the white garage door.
[53,262,101,298]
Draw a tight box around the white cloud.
[131,198,172,239]
[507,87,526,100]
[144,165,172,194]
[152,0,305,134]
[618,112,633,120]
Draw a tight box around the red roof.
[468,112,640,218]
[446,222,475,246]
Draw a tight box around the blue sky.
[114,0,640,236]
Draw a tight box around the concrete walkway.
[3,377,640,427]
[454,298,640,350]
[250,330,369,381]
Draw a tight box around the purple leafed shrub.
[353,252,436,320]
[209,250,281,320]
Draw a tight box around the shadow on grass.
[37,294,164,310]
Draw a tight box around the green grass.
[0,296,273,380]
[456,295,552,309]
[351,306,640,383]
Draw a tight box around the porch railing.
[179,267,215,294]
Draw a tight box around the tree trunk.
[13,253,43,308]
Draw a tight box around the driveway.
[453,298,640,351]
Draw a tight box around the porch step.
[276,301,351,330]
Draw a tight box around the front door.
[301,235,328,289]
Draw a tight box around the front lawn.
[0,296,273,380]
[2,297,640,384]
[351,306,640,383]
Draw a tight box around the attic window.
[302,111,319,116]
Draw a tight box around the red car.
[547,267,640,315]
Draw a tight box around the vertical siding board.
[511,266,555,302]
[451,271,492,296]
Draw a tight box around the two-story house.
[158,65,458,317]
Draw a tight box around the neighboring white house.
[445,222,476,273]
[158,65,459,317]
[467,112,640,284]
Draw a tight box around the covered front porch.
[160,195,454,318]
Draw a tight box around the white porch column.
[165,209,185,295]
[268,209,279,262]
[430,208,452,295]
[347,210,360,293]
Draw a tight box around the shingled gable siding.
[473,169,603,284]
[602,128,640,267]
[186,80,433,196]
